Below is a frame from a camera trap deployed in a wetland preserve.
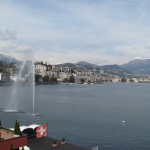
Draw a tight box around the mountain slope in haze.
[0,53,19,63]
[77,61,99,68]
[77,61,131,76]
[99,64,131,77]
[120,59,150,74]
[59,61,131,77]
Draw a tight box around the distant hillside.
[77,61,99,68]
[120,59,150,75]
[58,62,94,71]
[0,53,19,63]
[58,63,75,68]
[59,61,131,77]
[99,64,131,77]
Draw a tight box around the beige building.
[58,72,70,81]
[35,63,47,77]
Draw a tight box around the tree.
[121,78,127,82]
[10,144,14,150]
[80,78,85,84]
[14,120,21,135]
[52,140,57,147]
[88,80,91,84]
[69,69,75,73]
[43,75,49,82]
[14,120,18,135]
[61,138,65,142]
[54,77,57,83]
[17,121,21,135]
[35,75,42,82]
[63,78,69,83]
[50,74,57,83]
[69,75,75,83]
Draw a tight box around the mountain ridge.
[0,53,19,63]
[1,54,150,75]
[120,59,150,75]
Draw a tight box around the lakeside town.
[0,60,150,86]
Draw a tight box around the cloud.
[0,30,17,41]
[1,0,150,65]
[136,11,145,24]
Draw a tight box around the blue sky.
[0,0,150,65]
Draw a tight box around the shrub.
[14,120,21,135]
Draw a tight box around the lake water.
[0,83,150,150]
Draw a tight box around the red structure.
[0,128,27,150]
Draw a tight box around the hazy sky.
[0,0,150,65]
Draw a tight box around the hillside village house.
[35,62,47,77]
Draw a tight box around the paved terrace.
[0,128,15,140]
[28,137,90,150]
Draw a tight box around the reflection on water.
[0,85,33,112]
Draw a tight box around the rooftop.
[0,125,91,150]
[28,137,90,150]
[0,127,27,150]
[0,128,16,140]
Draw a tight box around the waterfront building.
[132,78,139,83]
[138,77,150,83]
[59,72,70,81]
[35,62,47,77]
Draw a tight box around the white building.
[132,78,139,83]
[0,73,2,80]
[59,72,70,81]
[35,63,47,77]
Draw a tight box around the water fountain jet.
[0,51,37,115]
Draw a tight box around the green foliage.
[50,75,57,83]
[0,68,3,72]
[10,144,14,150]
[53,140,57,144]
[88,80,91,84]
[69,75,75,83]
[22,146,25,150]
[17,121,21,135]
[80,78,85,84]
[61,138,65,142]
[70,69,75,73]
[14,120,21,135]
[121,78,127,82]
[43,75,49,82]
[35,74,42,82]
[63,78,69,83]
[63,76,75,83]
[14,120,17,134]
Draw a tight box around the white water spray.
[1,50,37,114]
[7,61,27,111]
[32,59,35,113]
